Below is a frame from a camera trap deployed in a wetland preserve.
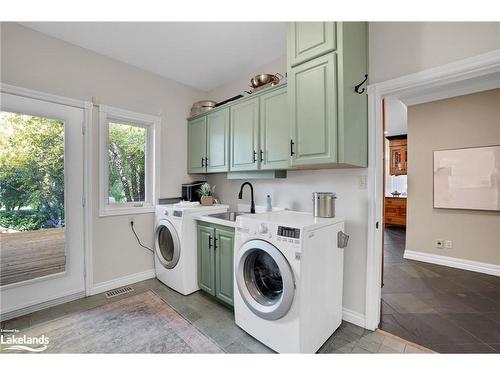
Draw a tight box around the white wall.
[369,22,500,83]
[0,22,206,286]
[207,55,286,102]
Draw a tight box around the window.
[99,105,160,216]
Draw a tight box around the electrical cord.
[130,221,154,253]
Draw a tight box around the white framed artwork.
[433,145,500,211]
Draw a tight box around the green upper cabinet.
[230,97,259,171]
[187,116,207,173]
[289,53,338,166]
[288,22,368,168]
[259,86,290,170]
[206,108,229,173]
[214,227,234,306]
[288,22,337,67]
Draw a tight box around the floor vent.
[105,286,134,298]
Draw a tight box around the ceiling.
[20,22,287,92]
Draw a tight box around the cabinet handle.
[290,139,295,156]
[260,149,264,162]
[201,157,205,167]
[214,237,218,250]
[205,157,208,167]
[253,150,257,163]
[208,235,212,248]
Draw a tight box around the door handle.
[260,149,264,162]
[201,157,205,167]
[290,139,295,156]
[208,235,212,248]
[214,237,218,250]
[205,157,208,167]
[253,150,257,163]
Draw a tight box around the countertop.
[385,196,407,199]
[193,214,239,228]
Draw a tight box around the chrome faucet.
[238,182,255,214]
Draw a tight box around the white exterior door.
[0,92,85,316]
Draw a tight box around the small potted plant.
[198,182,216,206]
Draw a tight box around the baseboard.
[404,250,500,277]
[88,269,156,296]
[0,290,86,322]
[342,307,366,328]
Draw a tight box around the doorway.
[1,92,86,317]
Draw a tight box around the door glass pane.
[108,122,146,204]
[244,249,283,305]
[157,226,174,262]
[0,111,65,285]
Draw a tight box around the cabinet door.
[289,53,338,166]
[197,224,216,296]
[214,227,234,306]
[259,87,290,170]
[206,108,229,173]
[230,98,259,171]
[288,22,336,67]
[187,116,207,173]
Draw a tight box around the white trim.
[0,290,85,321]
[88,269,156,296]
[342,307,366,328]
[365,49,500,331]
[0,83,86,109]
[98,104,161,217]
[83,102,94,296]
[404,250,500,277]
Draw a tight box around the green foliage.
[108,122,146,203]
[0,112,64,230]
[0,210,48,232]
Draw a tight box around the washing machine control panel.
[277,226,300,239]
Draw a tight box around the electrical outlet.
[435,239,444,249]
[445,240,453,249]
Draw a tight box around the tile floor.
[2,278,429,354]
[381,227,500,353]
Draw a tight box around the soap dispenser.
[266,195,272,212]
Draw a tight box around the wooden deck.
[0,228,65,286]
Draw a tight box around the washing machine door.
[236,239,295,320]
[154,219,180,269]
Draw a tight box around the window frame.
[99,105,160,217]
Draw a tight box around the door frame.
[364,49,500,330]
[0,83,93,314]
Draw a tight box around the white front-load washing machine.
[154,203,228,295]
[234,210,346,353]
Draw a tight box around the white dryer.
[233,210,346,353]
[154,203,228,295]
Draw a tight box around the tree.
[0,112,65,230]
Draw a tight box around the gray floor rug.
[3,291,224,353]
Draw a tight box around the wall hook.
[354,74,368,94]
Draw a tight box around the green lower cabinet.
[197,224,216,295]
[214,227,234,306]
[197,222,235,306]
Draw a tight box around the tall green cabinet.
[288,22,368,168]
[197,222,235,306]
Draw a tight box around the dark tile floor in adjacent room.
[381,227,500,353]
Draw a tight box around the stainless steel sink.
[207,211,251,222]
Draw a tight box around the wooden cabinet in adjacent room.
[384,197,407,227]
[387,135,407,175]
